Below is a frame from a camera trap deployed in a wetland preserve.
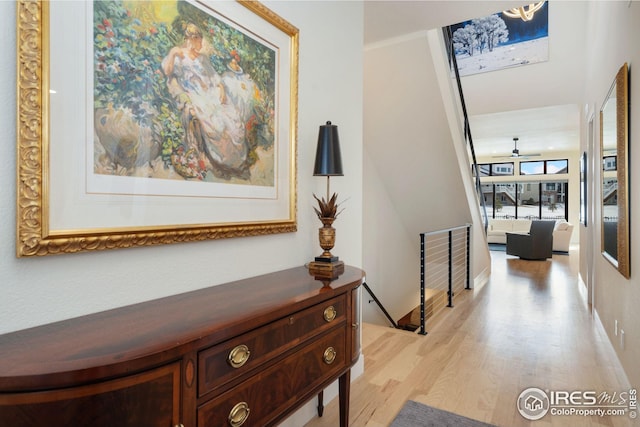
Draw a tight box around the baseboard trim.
[592,308,632,389]
[473,266,491,289]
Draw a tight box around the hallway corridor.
[305,248,635,427]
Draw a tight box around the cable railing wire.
[419,224,472,335]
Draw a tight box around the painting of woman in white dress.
[93,0,276,185]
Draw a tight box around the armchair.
[506,220,556,260]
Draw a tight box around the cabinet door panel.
[0,363,180,427]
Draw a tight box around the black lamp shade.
[313,121,343,176]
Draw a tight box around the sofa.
[552,220,574,252]
[486,219,531,244]
[487,218,574,252]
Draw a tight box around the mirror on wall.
[600,63,630,279]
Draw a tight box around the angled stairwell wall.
[363,30,490,327]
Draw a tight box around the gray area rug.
[390,401,497,427]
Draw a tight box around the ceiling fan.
[492,137,542,160]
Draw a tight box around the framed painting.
[450,1,548,77]
[16,0,299,257]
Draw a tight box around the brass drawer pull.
[228,402,250,426]
[323,346,337,364]
[228,344,251,368]
[323,305,337,322]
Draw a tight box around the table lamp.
[309,121,345,279]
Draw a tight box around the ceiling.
[364,1,586,159]
[468,104,580,158]
[364,1,528,45]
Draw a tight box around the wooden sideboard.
[0,265,365,427]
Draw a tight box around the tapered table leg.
[317,390,324,416]
[339,369,351,427]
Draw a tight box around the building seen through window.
[603,155,617,171]
[482,181,567,220]
[479,159,569,220]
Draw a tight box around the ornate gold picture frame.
[600,62,629,278]
[16,0,299,257]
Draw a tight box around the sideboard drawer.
[198,295,346,397]
[198,327,346,427]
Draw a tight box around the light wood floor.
[305,248,635,427]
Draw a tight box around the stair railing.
[362,282,399,329]
[419,224,472,335]
[441,26,489,231]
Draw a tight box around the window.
[547,160,568,174]
[481,183,494,207]
[520,159,568,175]
[603,155,617,171]
[541,181,567,220]
[519,183,540,217]
[478,162,514,176]
[520,161,544,175]
[492,163,514,176]
[603,178,618,221]
[494,183,516,218]
[483,181,568,221]
[478,160,569,221]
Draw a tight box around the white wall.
[460,1,588,116]
[1,1,363,425]
[362,150,422,326]
[583,0,640,388]
[363,32,487,326]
